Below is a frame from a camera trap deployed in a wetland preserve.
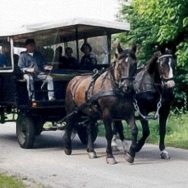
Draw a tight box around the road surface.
[0,122,188,188]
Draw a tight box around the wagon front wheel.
[16,115,35,149]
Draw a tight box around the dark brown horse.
[112,50,176,159]
[63,44,137,164]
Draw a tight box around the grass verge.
[98,113,188,149]
[0,173,25,188]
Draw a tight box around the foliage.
[116,0,188,110]
[0,173,25,188]
[145,113,188,149]
[165,113,188,149]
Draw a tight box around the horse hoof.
[64,148,72,155]
[160,150,170,159]
[88,151,97,159]
[106,157,117,165]
[112,146,120,152]
[125,153,134,163]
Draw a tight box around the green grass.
[98,113,188,149]
[0,173,25,188]
[163,114,188,149]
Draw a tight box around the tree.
[117,0,188,110]
[118,0,188,65]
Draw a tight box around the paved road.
[0,122,188,188]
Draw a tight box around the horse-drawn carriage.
[0,18,130,149]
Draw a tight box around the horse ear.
[154,51,162,58]
[165,48,172,54]
[131,45,137,53]
[117,43,123,54]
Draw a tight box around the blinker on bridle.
[157,54,173,62]
[156,54,174,82]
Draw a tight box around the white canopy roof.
[0,17,129,37]
[1,0,128,37]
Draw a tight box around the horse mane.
[134,51,161,93]
[146,51,161,75]
[105,61,116,80]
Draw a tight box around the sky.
[0,0,121,32]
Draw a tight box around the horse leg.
[63,115,75,155]
[103,115,117,164]
[112,121,129,153]
[86,119,97,159]
[111,121,119,151]
[159,109,170,159]
[134,119,150,152]
[125,118,138,163]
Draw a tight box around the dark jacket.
[18,51,47,73]
[80,53,97,70]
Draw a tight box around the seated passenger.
[79,42,97,70]
[50,46,62,70]
[54,46,63,62]
[18,38,55,101]
[59,47,78,69]
[0,42,11,68]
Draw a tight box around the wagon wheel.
[76,124,98,145]
[34,119,45,136]
[16,115,35,149]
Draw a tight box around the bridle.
[115,55,136,90]
[156,54,174,83]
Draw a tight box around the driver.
[18,39,55,101]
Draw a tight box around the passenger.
[80,42,97,70]
[0,42,19,68]
[53,46,63,70]
[18,39,55,101]
[0,42,11,68]
[59,47,78,69]
[54,46,63,62]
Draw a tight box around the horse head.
[113,43,137,92]
[156,51,176,89]
[145,50,176,90]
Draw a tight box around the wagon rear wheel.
[16,115,35,149]
[76,125,98,145]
